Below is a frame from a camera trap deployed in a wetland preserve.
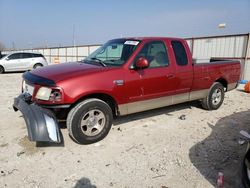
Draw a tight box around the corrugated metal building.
[3,33,250,80]
[186,33,250,80]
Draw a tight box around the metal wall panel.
[44,55,51,63]
[77,46,89,57]
[78,56,85,61]
[89,46,99,53]
[59,48,66,56]
[43,49,50,56]
[59,56,67,63]
[186,39,192,48]
[67,47,77,56]
[191,35,249,65]
[32,49,39,53]
[50,48,58,56]
[2,34,249,79]
[244,60,250,80]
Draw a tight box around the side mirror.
[135,57,149,69]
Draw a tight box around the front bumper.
[13,93,61,143]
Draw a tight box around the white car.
[0,52,48,73]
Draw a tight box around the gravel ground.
[0,73,249,188]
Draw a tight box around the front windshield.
[83,39,140,67]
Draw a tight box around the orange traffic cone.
[244,82,250,93]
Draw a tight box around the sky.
[0,0,249,49]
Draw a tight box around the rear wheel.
[0,66,4,74]
[201,82,225,110]
[33,63,43,69]
[66,98,113,144]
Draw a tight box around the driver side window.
[135,41,169,68]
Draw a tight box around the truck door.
[124,40,176,113]
[170,40,193,103]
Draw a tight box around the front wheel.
[66,98,113,144]
[201,82,225,110]
[0,66,4,74]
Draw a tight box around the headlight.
[36,87,52,100]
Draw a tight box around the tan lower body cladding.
[118,82,237,115]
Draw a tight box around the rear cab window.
[171,40,188,66]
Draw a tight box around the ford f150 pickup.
[13,37,241,144]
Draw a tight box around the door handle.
[166,74,174,79]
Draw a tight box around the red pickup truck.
[13,37,241,144]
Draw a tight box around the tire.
[242,147,250,188]
[0,66,4,74]
[67,98,113,144]
[33,63,43,69]
[201,82,225,110]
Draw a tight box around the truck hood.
[30,62,104,83]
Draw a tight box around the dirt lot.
[0,73,249,188]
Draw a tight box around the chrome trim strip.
[118,89,209,115]
[227,82,237,91]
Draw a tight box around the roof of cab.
[117,37,184,41]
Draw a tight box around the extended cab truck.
[13,37,241,144]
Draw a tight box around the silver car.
[0,52,48,73]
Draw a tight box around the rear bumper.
[13,94,61,143]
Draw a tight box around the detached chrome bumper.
[13,94,61,143]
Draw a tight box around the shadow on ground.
[189,110,250,188]
[0,71,25,74]
[74,177,96,188]
[35,100,202,146]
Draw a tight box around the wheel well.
[73,93,118,117]
[33,63,43,68]
[0,65,4,73]
[215,78,228,90]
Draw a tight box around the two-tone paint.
[25,37,241,116]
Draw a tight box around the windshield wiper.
[90,58,107,67]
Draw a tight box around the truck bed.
[192,60,241,91]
